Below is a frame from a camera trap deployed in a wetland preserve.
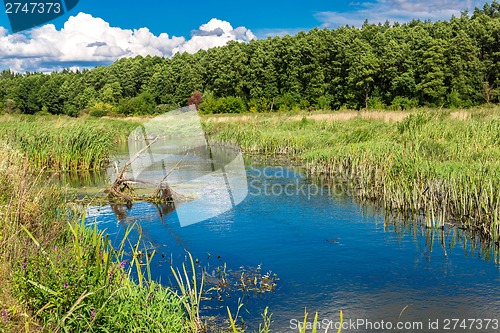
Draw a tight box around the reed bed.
[0,115,138,171]
[204,107,500,242]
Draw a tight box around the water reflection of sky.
[86,165,500,332]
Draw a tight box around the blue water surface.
[86,165,500,333]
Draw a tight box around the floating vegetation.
[205,264,279,302]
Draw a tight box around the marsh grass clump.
[0,144,66,332]
[204,107,500,242]
[0,115,138,171]
[12,220,193,332]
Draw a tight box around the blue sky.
[0,0,485,72]
[0,0,484,37]
[0,0,360,37]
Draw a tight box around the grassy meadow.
[204,107,500,242]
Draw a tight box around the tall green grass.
[204,107,500,241]
[0,115,138,171]
[0,144,196,332]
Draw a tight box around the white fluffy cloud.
[0,13,256,72]
[173,18,255,54]
[316,0,484,27]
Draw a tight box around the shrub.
[156,103,181,114]
[187,91,203,110]
[199,96,246,114]
[316,95,333,110]
[216,96,247,113]
[368,96,386,109]
[299,99,310,110]
[62,102,79,117]
[118,92,156,116]
[275,92,300,111]
[89,102,115,117]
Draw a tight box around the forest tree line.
[1,1,500,116]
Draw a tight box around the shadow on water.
[81,157,500,332]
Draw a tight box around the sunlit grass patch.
[0,115,138,171]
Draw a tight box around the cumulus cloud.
[316,0,484,27]
[0,13,256,72]
[173,18,256,54]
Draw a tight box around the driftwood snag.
[107,137,187,207]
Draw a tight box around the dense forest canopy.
[1,1,500,115]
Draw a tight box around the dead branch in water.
[106,138,189,206]
[152,152,189,201]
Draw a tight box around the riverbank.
[0,124,198,331]
[204,106,500,242]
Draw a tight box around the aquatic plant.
[170,251,205,331]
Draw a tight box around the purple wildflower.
[1,309,8,323]
[119,260,127,269]
[22,261,27,271]
[64,282,68,289]
[90,309,96,321]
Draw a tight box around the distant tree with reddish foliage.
[188,91,203,110]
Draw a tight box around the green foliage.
[200,96,247,114]
[155,103,181,113]
[0,145,195,332]
[3,99,18,114]
[367,96,386,109]
[89,102,116,117]
[316,95,333,110]
[12,220,192,332]
[276,92,300,112]
[397,110,433,134]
